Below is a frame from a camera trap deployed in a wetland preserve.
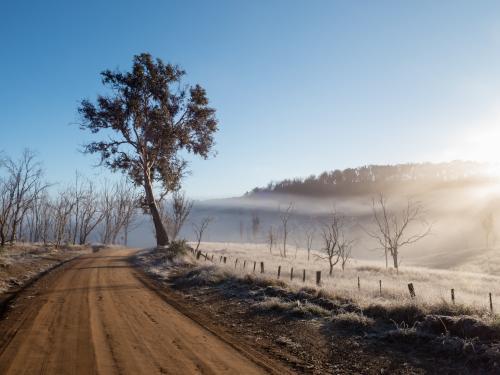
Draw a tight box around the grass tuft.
[331,312,375,331]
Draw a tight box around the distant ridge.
[247,161,498,197]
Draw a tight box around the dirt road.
[0,248,287,374]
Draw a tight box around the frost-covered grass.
[190,242,500,316]
[0,243,89,294]
[255,297,330,318]
[331,312,375,330]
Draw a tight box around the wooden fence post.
[235,259,238,268]
[316,271,321,285]
[223,257,227,264]
[277,265,281,279]
[290,267,294,281]
[253,261,256,273]
[302,269,306,283]
[379,280,382,296]
[260,262,264,273]
[243,260,246,269]
[220,255,222,263]
[408,283,416,298]
[451,289,455,304]
[211,254,214,261]
[357,276,360,290]
[490,293,493,313]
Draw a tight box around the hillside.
[247,161,499,198]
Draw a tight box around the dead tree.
[24,191,51,243]
[267,225,276,254]
[339,237,353,271]
[304,223,316,261]
[367,194,431,272]
[52,191,76,247]
[77,180,105,245]
[99,182,138,245]
[69,172,86,244]
[4,150,47,244]
[279,202,294,258]
[316,211,346,276]
[112,184,138,244]
[99,183,116,244]
[160,191,193,241]
[37,194,53,244]
[0,173,16,247]
[192,217,213,252]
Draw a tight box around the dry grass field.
[186,242,500,318]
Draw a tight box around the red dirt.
[0,248,292,374]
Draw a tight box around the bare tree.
[37,194,53,245]
[0,150,48,246]
[192,217,213,252]
[5,150,47,243]
[482,211,494,249]
[304,222,316,261]
[23,190,50,243]
[160,191,193,241]
[267,225,276,254]
[112,184,138,244]
[0,173,16,247]
[99,183,116,244]
[339,238,353,271]
[99,182,138,245]
[69,172,81,244]
[77,180,105,245]
[279,202,294,258]
[316,211,346,275]
[52,191,76,247]
[367,194,431,272]
[293,237,301,259]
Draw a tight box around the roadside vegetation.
[136,240,500,372]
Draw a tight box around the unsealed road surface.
[0,248,281,374]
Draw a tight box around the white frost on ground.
[189,242,500,314]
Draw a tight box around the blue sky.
[2,0,500,198]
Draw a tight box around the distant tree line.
[249,161,492,197]
[0,149,194,248]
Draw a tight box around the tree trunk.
[329,264,333,276]
[392,250,398,270]
[9,219,18,244]
[124,219,129,246]
[143,173,169,247]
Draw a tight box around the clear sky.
[2,0,500,199]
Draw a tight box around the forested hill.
[247,161,498,197]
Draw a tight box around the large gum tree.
[78,53,218,246]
